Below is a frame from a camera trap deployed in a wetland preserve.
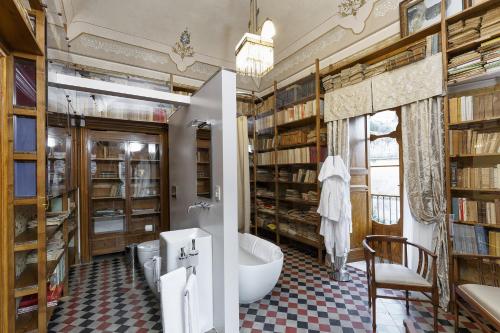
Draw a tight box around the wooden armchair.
[453,254,500,333]
[363,235,439,333]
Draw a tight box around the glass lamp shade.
[261,19,276,39]
[235,33,274,78]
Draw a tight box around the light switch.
[145,224,153,232]
[215,185,221,201]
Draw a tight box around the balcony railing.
[371,194,400,225]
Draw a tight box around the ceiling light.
[235,0,275,78]
[261,19,276,39]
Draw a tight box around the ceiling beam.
[48,72,191,105]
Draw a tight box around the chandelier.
[235,0,276,78]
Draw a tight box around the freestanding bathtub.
[239,233,284,304]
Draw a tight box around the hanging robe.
[317,155,352,259]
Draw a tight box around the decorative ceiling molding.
[374,0,399,17]
[335,0,374,34]
[171,29,196,72]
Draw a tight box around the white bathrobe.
[317,155,352,259]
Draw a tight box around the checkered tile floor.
[49,245,481,332]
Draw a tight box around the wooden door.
[348,116,371,262]
[368,109,404,262]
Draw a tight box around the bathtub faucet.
[187,201,213,213]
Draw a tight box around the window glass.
[369,110,398,136]
[13,116,36,152]
[14,58,37,108]
[14,161,37,197]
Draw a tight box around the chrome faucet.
[187,201,213,213]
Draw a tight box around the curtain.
[324,79,372,122]
[371,53,443,112]
[327,119,350,167]
[237,116,251,233]
[401,97,449,309]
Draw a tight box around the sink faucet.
[187,201,213,213]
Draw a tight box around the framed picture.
[399,0,464,37]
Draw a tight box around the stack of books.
[364,61,387,79]
[479,37,500,74]
[321,73,341,91]
[256,169,274,182]
[447,17,481,49]
[452,198,499,224]
[448,50,484,82]
[480,7,500,37]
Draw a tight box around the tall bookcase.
[253,61,326,261]
[442,0,500,284]
[0,1,52,332]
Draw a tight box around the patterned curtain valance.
[371,53,444,112]
[324,53,444,122]
[324,79,372,122]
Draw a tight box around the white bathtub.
[239,233,284,304]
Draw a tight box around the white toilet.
[137,240,160,297]
[137,240,159,267]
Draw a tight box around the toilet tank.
[159,228,213,331]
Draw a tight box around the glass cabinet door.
[129,141,160,233]
[47,131,67,197]
[90,140,126,234]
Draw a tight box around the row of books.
[257,147,327,165]
[276,78,316,109]
[237,100,253,116]
[276,100,324,125]
[280,168,317,183]
[256,138,275,151]
[256,96,275,115]
[449,129,500,155]
[452,198,500,224]
[452,224,497,255]
[450,164,500,189]
[255,114,275,132]
[449,92,500,123]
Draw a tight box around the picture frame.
[399,0,465,37]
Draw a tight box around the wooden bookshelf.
[84,130,164,257]
[442,0,500,288]
[253,63,325,262]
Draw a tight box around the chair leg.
[454,304,459,333]
[405,290,409,315]
[372,294,377,332]
[367,277,372,309]
[433,303,438,333]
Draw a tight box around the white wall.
[168,69,239,333]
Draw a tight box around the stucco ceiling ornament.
[171,28,196,72]
[334,0,374,34]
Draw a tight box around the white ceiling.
[49,0,347,68]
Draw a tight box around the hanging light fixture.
[235,0,275,78]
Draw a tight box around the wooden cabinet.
[85,130,165,257]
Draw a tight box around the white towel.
[160,267,186,333]
[183,273,200,333]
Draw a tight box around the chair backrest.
[453,255,500,287]
[363,235,408,266]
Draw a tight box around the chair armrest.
[406,241,437,283]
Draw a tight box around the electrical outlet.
[145,224,153,232]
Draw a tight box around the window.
[369,110,402,225]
